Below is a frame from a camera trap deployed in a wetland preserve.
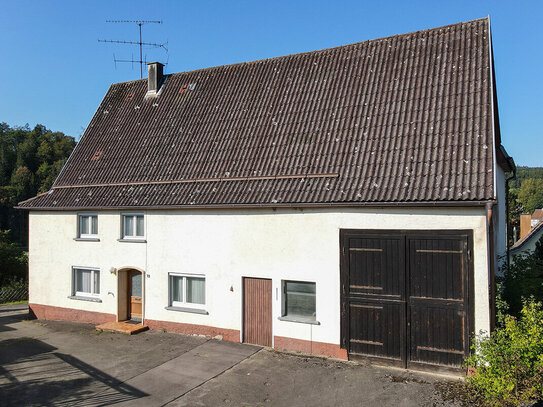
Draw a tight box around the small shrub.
[465,298,543,406]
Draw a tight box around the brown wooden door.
[341,230,472,370]
[243,278,272,347]
[340,232,406,367]
[407,235,470,369]
[128,270,142,321]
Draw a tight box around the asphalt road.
[0,304,461,406]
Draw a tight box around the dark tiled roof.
[20,18,501,210]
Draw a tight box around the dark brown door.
[340,233,406,367]
[340,230,472,370]
[407,235,469,369]
[243,278,272,346]
[128,270,142,321]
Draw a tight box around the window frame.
[168,273,206,310]
[72,266,101,298]
[281,280,317,322]
[77,213,98,239]
[121,213,145,240]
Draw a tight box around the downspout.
[486,201,496,332]
[505,163,517,266]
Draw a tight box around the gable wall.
[29,206,492,346]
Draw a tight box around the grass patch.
[0,300,28,306]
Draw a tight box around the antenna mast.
[99,20,167,79]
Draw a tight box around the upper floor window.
[78,214,98,238]
[122,213,145,239]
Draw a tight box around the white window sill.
[68,295,102,303]
[165,306,208,315]
[73,237,100,242]
[278,316,320,325]
[117,238,147,243]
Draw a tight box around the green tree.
[0,122,75,256]
[517,178,543,214]
[0,230,27,287]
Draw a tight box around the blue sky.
[1,0,541,166]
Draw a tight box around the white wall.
[29,206,491,345]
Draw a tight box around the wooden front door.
[128,270,142,321]
[340,230,473,370]
[243,278,272,346]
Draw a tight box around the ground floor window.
[73,267,100,297]
[169,274,206,308]
[282,280,316,321]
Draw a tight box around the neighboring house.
[511,210,543,258]
[18,17,514,372]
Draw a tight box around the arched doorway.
[117,267,144,322]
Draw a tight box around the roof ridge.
[109,17,489,86]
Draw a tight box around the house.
[511,210,543,258]
[18,17,515,372]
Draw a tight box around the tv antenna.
[99,20,167,79]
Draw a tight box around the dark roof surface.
[20,17,501,210]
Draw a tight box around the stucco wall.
[29,207,492,346]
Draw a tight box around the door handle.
[134,297,141,301]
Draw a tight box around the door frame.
[339,229,475,372]
[117,267,146,323]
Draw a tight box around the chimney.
[147,62,164,93]
[520,214,532,240]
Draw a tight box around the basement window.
[168,273,206,310]
[281,280,316,322]
[78,214,98,238]
[73,267,100,297]
[122,213,145,239]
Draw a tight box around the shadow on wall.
[0,336,148,406]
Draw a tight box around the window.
[122,213,145,239]
[282,281,316,321]
[169,274,206,308]
[78,214,98,238]
[73,267,100,297]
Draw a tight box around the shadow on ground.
[0,335,147,406]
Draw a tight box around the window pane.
[171,276,183,302]
[80,216,89,235]
[285,281,316,320]
[186,277,205,304]
[124,216,133,237]
[76,269,91,293]
[93,271,100,294]
[131,272,142,297]
[91,216,98,235]
[136,215,144,237]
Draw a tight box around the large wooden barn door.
[243,278,272,347]
[341,230,472,371]
[340,233,406,367]
[407,235,470,369]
